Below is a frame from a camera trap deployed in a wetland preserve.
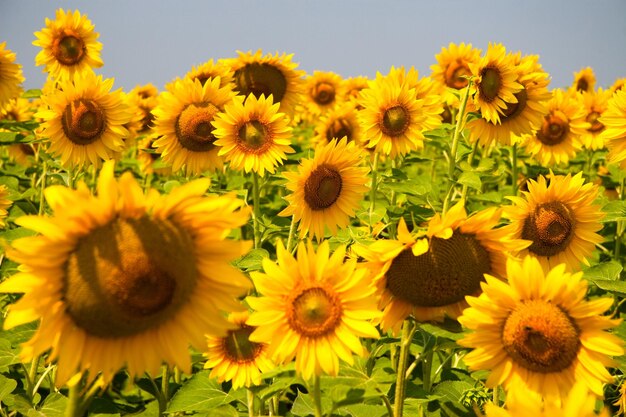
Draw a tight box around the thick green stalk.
[510,143,519,196]
[286,215,298,253]
[247,389,255,417]
[252,173,262,249]
[368,152,380,232]
[393,320,417,417]
[616,177,625,260]
[65,381,81,417]
[312,375,323,417]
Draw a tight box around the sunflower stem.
[492,385,499,406]
[247,388,255,417]
[65,379,81,417]
[393,319,417,417]
[26,355,40,402]
[252,173,262,249]
[286,214,298,253]
[616,177,625,260]
[312,375,323,417]
[460,141,479,206]
[161,365,170,403]
[38,161,47,215]
[510,143,519,196]
[76,376,105,416]
[369,152,380,234]
[422,349,434,393]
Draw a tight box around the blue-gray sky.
[1,0,625,92]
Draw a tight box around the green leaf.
[601,200,626,223]
[457,171,481,190]
[0,338,20,371]
[166,371,234,413]
[22,89,42,99]
[27,392,67,417]
[233,248,270,272]
[583,261,623,282]
[432,380,475,403]
[162,180,181,193]
[0,374,17,403]
[590,280,626,296]
[419,321,465,341]
[291,391,332,417]
[357,207,386,226]
[338,404,389,417]
[0,132,19,143]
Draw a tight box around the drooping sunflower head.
[313,101,364,146]
[599,89,626,170]
[205,311,275,390]
[35,69,133,168]
[469,43,524,124]
[571,67,596,94]
[279,137,369,240]
[152,76,236,175]
[33,9,103,80]
[354,202,529,333]
[0,185,12,228]
[184,59,235,89]
[246,240,380,380]
[222,50,305,116]
[503,172,604,272]
[303,70,344,116]
[430,42,482,105]
[212,93,294,176]
[580,88,611,150]
[459,255,623,403]
[521,88,589,165]
[0,42,24,108]
[0,161,253,385]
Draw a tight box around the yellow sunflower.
[521,88,589,165]
[430,42,482,105]
[0,42,24,108]
[342,76,369,105]
[469,43,524,124]
[357,67,428,158]
[246,240,380,381]
[610,78,626,95]
[222,50,305,116]
[0,185,12,228]
[458,255,623,403]
[312,101,363,146]
[152,77,235,175]
[125,83,159,140]
[137,135,171,176]
[303,71,344,116]
[36,69,132,168]
[279,137,369,240]
[184,59,234,89]
[599,89,626,169]
[204,311,275,390]
[1,97,37,166]
[212,94,294,176]
[0,161,253,385]
[581,88,611,150]
[572,67,596,94]
[353,202,529,334]
[503,172,603,273]
[396,66,444,132]
[33,9,103,80]
[467,54,551,148]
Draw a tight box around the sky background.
[1,0,625,92]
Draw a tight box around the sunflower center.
[576,78,589,93]
[326,118,353,142]
[522,201,575,257]
[501,88,528,121]
[303,164,343,210]
[479,67,502,102]
[502,300,580,373]
[175,103,219,152]
[237,120,270,152]
[536,111,570,146]
[381,105,410,137]
[222,325,264,363]
[52,31,85,66]
[445,61,471,89]
[287,286,343,338]
[63,216,198,338]
[234,63,287,102]
[61,99,107,145]
[586,111,604,133]
[19,144,35,156]
[313,82,336,106]
[386,232,491,307]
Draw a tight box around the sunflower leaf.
[166,371,234,413]
[0,374,17,402]
[589,279,626,297]
[26,392,68,417]
[601,200,626,223]
[457,171,481,190]
[583,261,623,282]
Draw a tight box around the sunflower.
[212,94,294,176]
[572,67,596,94]
[599,89,626,169]
[353,202,529,334]
[342,76,369,105]
[152,77,235,175]
[184,59,234,89]
[137,135,171,176]
[458,255,623,403]
[33,9,103,80]
[1,97,37,166]
[395,66,444,132]
[521,89,589,166]
[357,67,429,158]
[430,42,482,106]
[204,311,275,389]
[0,42,24,108]
[279,137,369,240]
[469,43,523,124]
[222,50,305,116]
[580,88,611,150]
[303,71,344,116]
[125,83,159,140]
[36,69,132,168]
[467,54,551,148]
[0,161,253,385]
[503,172,603,272]
[610,78,626,95]
[0,185,12,228]
[312,101,363,146]
[246,240,380,381]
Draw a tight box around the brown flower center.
[326,118,353,142]
[576,78,589,93]
[304,164,343,210]
[502,300,580,373]
[381,105,410,137]
[479,67,502,102]
[287,285,343,338]
[222,324,264,363]
[586,111,604,133]
[522,201,575,257]
[234,63,287,102]
[536,111,570,146]
[237,120,271,153]
[175,103,219,152]
[386,232,491,307]
[52,30,85,66]
[500,88,528,121]
[64,216,198,338]
[61,99,106,145]
[445,61,471,89]
[312,82,336,106]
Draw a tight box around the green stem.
[247,389,255,417]
[460,142,479,205]
[492,385,499,406]
[393,320,417,417]
[369,152,380,232]
[26,355,40,402]
[252,173,262,249]
[146,372,166,417]
[379,390,394,417]
[161,365,170,403]
[286,215,298,253]
[511,143,518,196]
[76,376,104,416]
[422,349,434,393]
[65,380,81,417]
[38,161,47,215]
[616,177,625,260]
[312,375,323,417]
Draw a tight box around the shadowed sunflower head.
[430,42,481,106]
[0,42,25,108]
[599,89,626,170]
[580,88,611,151]
[571,67,596,94]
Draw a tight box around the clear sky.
[1,0,625,92]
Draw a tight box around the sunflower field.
[1,8,626,417]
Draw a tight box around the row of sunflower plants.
[1,7,626,417]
